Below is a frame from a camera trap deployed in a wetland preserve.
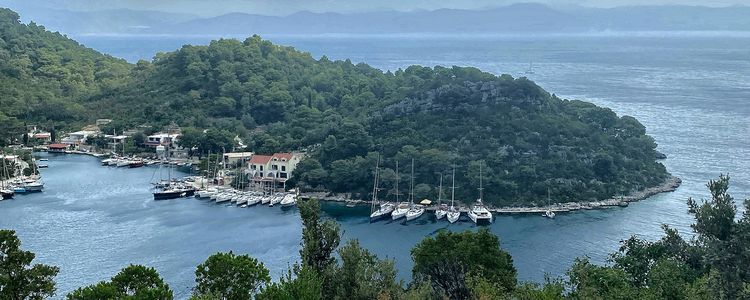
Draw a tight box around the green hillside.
[0,8,669,205]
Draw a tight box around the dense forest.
[0,8,669,205]
[2,176,748,299]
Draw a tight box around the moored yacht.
[280,190,297,207]
[446,168,461,223]
[467,163,492,225]
[434,175,448,220]
[153,185,195,200]
[369,157,394,221]
[404,159,424,222]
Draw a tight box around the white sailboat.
[434,174,448,220]
[405,159,424,221]
[370,156,394,221]
[468,162,492,225]
[543,188,556,219]
[446,167,461,223]
[391,161,409,220]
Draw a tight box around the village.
[4,119,305,208]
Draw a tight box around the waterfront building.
[145,133,180,147]
[247,152,303,191]
[61,131,97,148]
[47,143,69,153]
[224,152,254,167]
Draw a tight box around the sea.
[1,32,749,298]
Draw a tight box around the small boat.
[280,192,297,207]
[1,189,13,200]
[107,159,120,166]
[101,158,113,166]
[37,164,48,168]
[236,195,248,206]
[261,195,271,205]
[38,158,48,161]
[23,180,44,192]
[12,186,26,193]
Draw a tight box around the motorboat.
[280,193,297,207]
[246,195,261,206]
[1,189,13,200]
[270,193,284,206]
[261,195,271,205]
[23,180,44,192]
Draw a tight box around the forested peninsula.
[0,8,670,206]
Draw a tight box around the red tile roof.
[273,152,294,161]
[249,155,273,164]
[48,143,68,149]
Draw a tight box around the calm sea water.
[2,33,749,298]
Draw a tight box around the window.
[281,166,286,171]
[280,173,288,178]
[251,165,256,170]
[272,165,278,170]
[260,166,264,171]
[260,172,264,177]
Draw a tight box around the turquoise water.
[1,34,748,298]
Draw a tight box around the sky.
[3,0,749,16]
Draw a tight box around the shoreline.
[300,176,683,215]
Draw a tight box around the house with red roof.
[247,152,303,189]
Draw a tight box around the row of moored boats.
[369,159,494,225]
[195,187,297,207]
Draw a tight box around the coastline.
[300,176,683,215]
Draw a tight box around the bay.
[1,33,748,298]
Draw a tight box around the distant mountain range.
[6,3,750,35]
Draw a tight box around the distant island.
[7,3,750,35]
[0,8,672,207]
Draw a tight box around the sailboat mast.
[409,158,414,205]
[478,162,484,201]
[451,167,456,208]
[438,174,443,205]
[395,160,399,203]
[371,155,380,213]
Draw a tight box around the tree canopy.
[0,7,670,205]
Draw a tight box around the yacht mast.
[438,174,443,205]
[409,158,415,205]
[395,160,400,203]
[478,162,484,201]
[370,155,380,214]
[450,167,456,208]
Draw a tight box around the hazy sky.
[4,0,749,16]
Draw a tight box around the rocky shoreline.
[301,176,682,215]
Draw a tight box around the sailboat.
[543,188,556,219]
[405,159,425,221]
[1,152,14,199]
[22,155,44,192]
[467,162,492,225]
[370,156,394,221]
[434,174,448,220]
[525,61,535,74]
[391,161,409,220]
[446,167,461,223]
[153,144,194,200]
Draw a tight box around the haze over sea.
[2,33,749,298]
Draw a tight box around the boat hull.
[391,208,408,220]
[23,184,44,192]
[406,210,424,221]
[1,191,13,199]
[468,212,493,225]
[447,212,460,223]
[153,189,195,200]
